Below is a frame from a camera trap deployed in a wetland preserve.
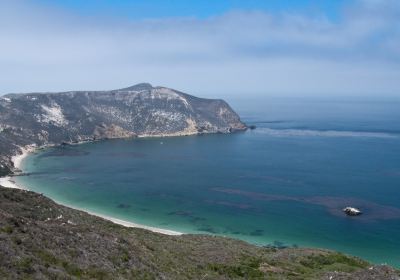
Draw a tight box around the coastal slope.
[0,186,398,279]
[0,83,246,175]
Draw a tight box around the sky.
[0,0,399,97]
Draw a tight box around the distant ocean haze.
[16,97,400,267]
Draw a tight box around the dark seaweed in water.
[211,188,400,221]
[168,210,193,217]
[168,211,206,224]
[117,203,131,209]
[40,147,90,158]
[249,229,264,236]
[197,225,218,234]
[105,152,147,158]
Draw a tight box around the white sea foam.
[253,128,397,138]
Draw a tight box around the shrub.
[1,225,13,234]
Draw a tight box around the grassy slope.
[0,186,398,280]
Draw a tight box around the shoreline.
[1,145,182,236]
[12,146,33,171]
[0,176,25,190]
[79,209,182,236]
[0,146,33,190]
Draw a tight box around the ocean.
[16,97,400,267]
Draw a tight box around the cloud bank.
[0,0,399,97]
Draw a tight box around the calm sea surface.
[16,97,400,267]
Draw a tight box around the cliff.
[0,83,246,175]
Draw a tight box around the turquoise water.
[16,98,400,267]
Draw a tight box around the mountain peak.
[118,83,153,91]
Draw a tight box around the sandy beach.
[1,145,182,236]
[0,146,32,190]
[11,147,32,171]
[0,176,25,190]
[83,210,182,236]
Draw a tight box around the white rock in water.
[343,207,362,216]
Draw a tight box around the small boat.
[343,207,362,216]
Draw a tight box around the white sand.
[1,145,183,236]
[0,176,25,190]
[0,146,32,189]
[12,146,34,170]
[85,211,182,235]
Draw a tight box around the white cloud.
[0,0,399,97]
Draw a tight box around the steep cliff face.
[0,83,246,174]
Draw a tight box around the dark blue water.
[17,97,400,267]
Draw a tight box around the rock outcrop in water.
[0,83,246,175]
[343,207,362,216]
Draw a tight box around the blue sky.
[0,0,399,97]
[36,0,347,20]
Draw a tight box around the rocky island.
[0,83,246,176]
[343,207,362,216]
